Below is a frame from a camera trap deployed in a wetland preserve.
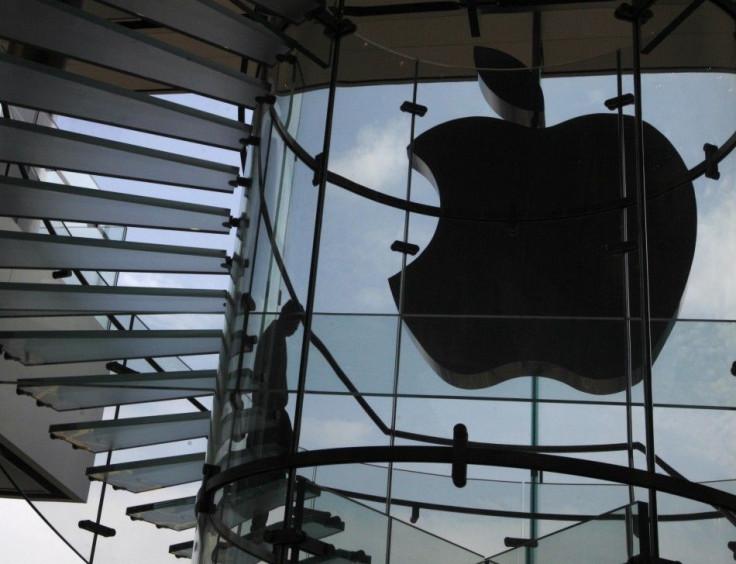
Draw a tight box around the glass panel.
[87,453,205,493]
[0,329,222,364]
[0,231,229,274]
[0,283,228,317]
[99,0,287,64]
[16,370,217,411]
[304,486,389,564]
[0,177,231,233]
[0,53,250,149]
[49,412,210,453]
[306,314,398,394]
[0,119,238,191]
[390,516,483,564]
[127,495,197,531]
[0,0,268,106]
[487,503,640,564]
[657,492,735,563]
[389,463,526,555]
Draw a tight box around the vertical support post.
[614,48,637,560]
[285,1,346,557]
[528,14,542,564]
[631,4,660,560]
[289,478,307,564]
[636,501,652,563]
[384,57,422,564]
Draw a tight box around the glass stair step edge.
[220,479,320,529]
[50,411,211,453]
[301,549,372,564]
[87,453,205,493]
[17,370,217,411]
[169,540,193,559]
[127,496,197,532]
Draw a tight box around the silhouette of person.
[246,299,304,536]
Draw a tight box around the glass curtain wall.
[197,2,736,563]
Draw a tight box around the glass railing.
[483,502,644,564]
[215,475,483,564]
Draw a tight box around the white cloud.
[679,172,736,319]
[329,118,411,197]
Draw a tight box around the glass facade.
[198,3,736,563]
[1,1,735,562]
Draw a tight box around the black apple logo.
[389,49,696,394]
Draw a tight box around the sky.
[1,55,735,564]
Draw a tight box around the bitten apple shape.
[389,115,696,394]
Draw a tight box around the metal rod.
[285,0,346,551]
[642,0,706,55]
[631,7,660,559]
[614,48,637,561]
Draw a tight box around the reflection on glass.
[223,300,304,553]
[486,503,641,564]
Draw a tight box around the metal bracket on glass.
[241,293,257,313]
[703,143,721,180]
[400,101,428,117]
[225,213,250,229]
[614,3,653,23]
[256,95,277,105]
[452,423,468,488]
[194,463,221,516]
[311,8,356,39]
[604,93,635,110]
[504,537,538,548]
[240,136,261,147]
[276,53,297,65]
[312,152,325,186]
[390,240,420,256]
[106,361,138,374]
[52,269,72,279]
[78,519,116,538]
[229,176,252,188]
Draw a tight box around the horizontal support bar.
[205,446,736,514]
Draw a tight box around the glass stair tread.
[87,453,205,493]
[0,0,269,107]
[99,0,288,65]
[169,540,194,559]
[0,328,223,365]
[220,479,320,529]
[17,370,216,411]
[0,52,251,151]
[0,281,229,317]
[49,411,211,453]
[127,496,197,531]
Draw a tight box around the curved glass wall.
[198,3,736,563]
